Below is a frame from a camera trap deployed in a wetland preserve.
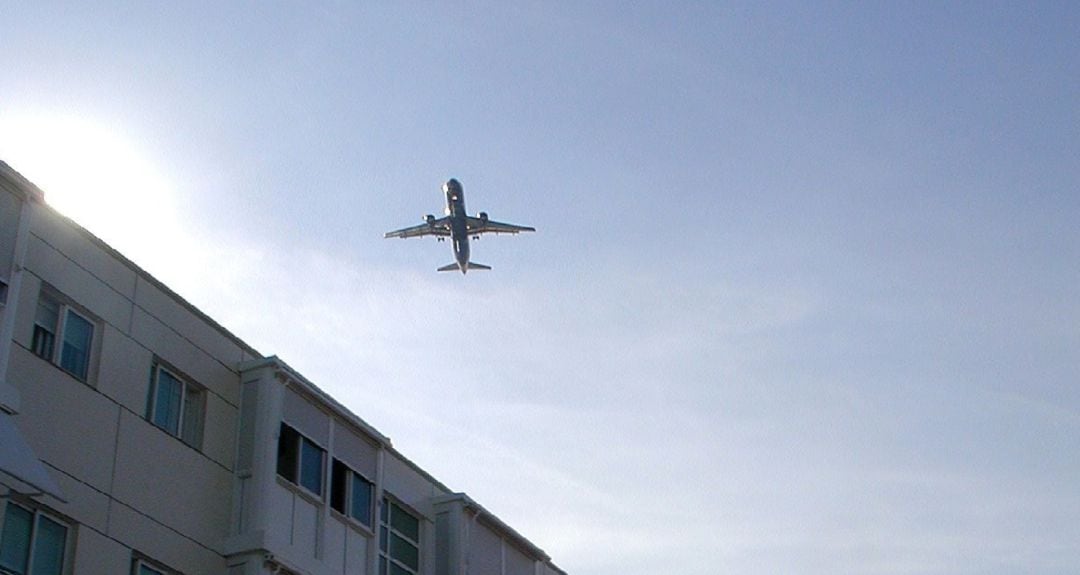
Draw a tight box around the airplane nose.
[444,178,461,192]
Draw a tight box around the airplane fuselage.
[385,178,533,273]
[444,179,472,272]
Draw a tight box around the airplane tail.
[437,262,491,273]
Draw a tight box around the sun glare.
[0,112,181,263]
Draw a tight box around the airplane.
[385,178,535,273]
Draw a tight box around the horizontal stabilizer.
[436,262,492,273]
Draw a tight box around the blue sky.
[3,2,1079,573]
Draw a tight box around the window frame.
[31,290,96,383]
[145,362,205,449]
[0,500,72,575]
[134,562,165,575]
[276,422,326,499]
[131,554,179,575]
[378,497,421,575]
[330,458,374,529]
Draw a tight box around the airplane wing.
[385,217,452,239]
[465,215,535,235]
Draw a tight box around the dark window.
[299,437,324,495]
[352,473,373,526]
[330,458,374,528]
[331,460,348,513]
[132,555,178,575]
[276,423,325,497]
[137,564,165,575]
[146,363,204,449]
[276,424,300,482]
[58,312,92,380]
[31,292,95,382]
[151,367,183,434]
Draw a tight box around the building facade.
[0,161,565,575]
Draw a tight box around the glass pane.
[181,384,203,447]
[29,515,66,575]
[330,459,347,514]
[139,563,165,575]
[390,503,419,542]
[31,326,55,361]
[379,527,388,553]
[0,503,32,574]
[390,562,413,575]
[152,369,183,435]
[59,311,93,379]
[351,474,373,527]
[299,437,324,496]
[379,556,388,575]
[276,424,299,482]
[390,533,419,570]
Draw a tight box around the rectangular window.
[330,458,374,528]
[0,502,69,575]
[379,498,420,575]
[58,312,92,380]
[276,424,300,480]
[276,422,325,497]
[0,279,8,307]
[31,291,95,382]
[132,556,177,575]
[146,363,205,449]
[31,296,58,362]
[136,564,165,575]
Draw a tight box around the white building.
[0,160,566,575]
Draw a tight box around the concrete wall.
[229,363,396,575]
[432,497,564,575]
[1,184,256,574]
[0,184,20,280]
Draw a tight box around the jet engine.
[425,214,435,225]
[473,212,488,239]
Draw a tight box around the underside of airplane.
[385,179,534,273]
